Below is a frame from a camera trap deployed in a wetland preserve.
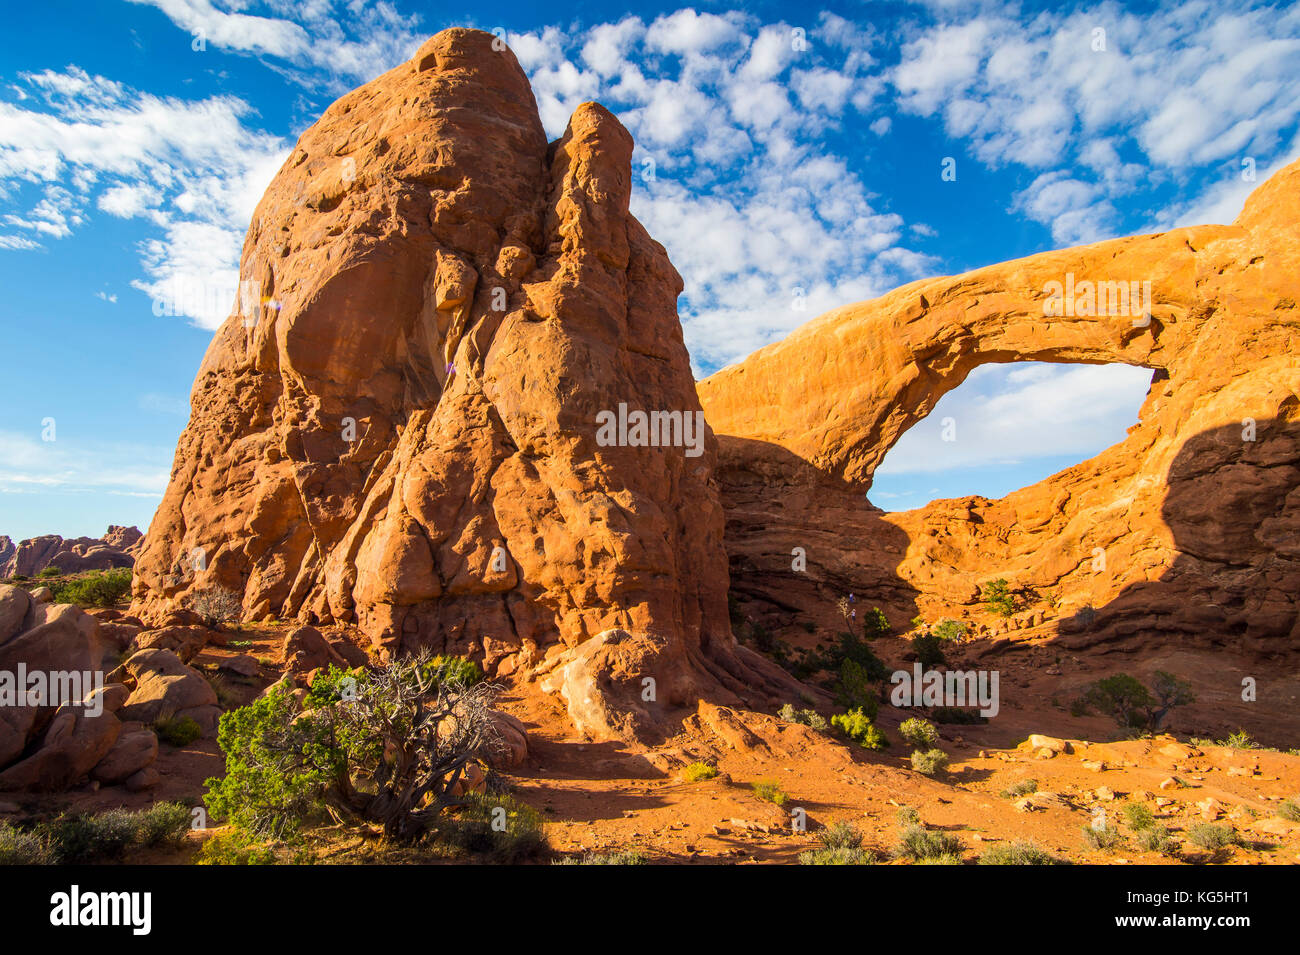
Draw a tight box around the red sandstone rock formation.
[698,158,1300,655]
[132,29,797,741]
[0,526,142,578]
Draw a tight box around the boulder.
[133,625,212,663]
[91,724,159,784]
[0,706,122,791]
[0,583,31,645]
[117,648,219,731]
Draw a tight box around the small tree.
[981,579,1015,617]
[1082,671,1194,731]
[205,652,505,843]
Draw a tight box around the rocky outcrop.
[698,158,1300,655]
[0,526,142,577]
[131,29,801,741]
[0,584,161,790]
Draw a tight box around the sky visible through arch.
[1,0,1297,539]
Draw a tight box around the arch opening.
[868,361,1156,512]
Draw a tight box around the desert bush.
[910,749,949,776]
[980,579,1016,617]
[51,568,132,607]
[777,703,828,730]
[799,824,876,866]
[442,792,547,863]
[831,708,888,750]
[999,779,1039,798]
[37,566,60,578]
[154,715,203,747]
[1220,729,1257,750]
[1081,671,1194,731]
[204,651,507,843]
[136,802,193,848]
[42,809,141,863]
[899,717,940,749]
[185,586,244,628]
[896,806,920,827]
[0,824,55,865]
[1081,822,1122,852]
[555,850,647,865]
[931,706,986,724]
[681,761,719,782]
[195,828,276,865]
[895,824,962,862]
[911,634,947,669]
[835,659,880,715]
[978,840,1058,865]
[752,779,788,807]
[1277,797,1300,822]
[932,618,967,641]
[1137,825,1179,856]
[862,607,891,640]
[1122,802,1156,831]
[1187,823,1238,852]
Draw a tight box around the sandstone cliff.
[0,526,142,578]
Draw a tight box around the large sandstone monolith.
[131,29,799,741]
[699,158,1300,655]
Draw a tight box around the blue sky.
[1,0,1298,539]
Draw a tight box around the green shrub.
[931,706,985,724]
[443,793,547,863]
[422,654,484,688]
[797,821,876,864]
[0,824,55,865]
[1187,823,1238,852]
[915,852,964,864]
[37,566,60,578]
[896,806,920,827]
[154,715,203,747]
[195,828,276,865]
[835,658,880,715]
[899,717,940,749]
[752,779,788,807]
[978,840,1058,865]
[1083,671,1194,731]
[136,802,193,848]
[42,809,140,863]
[1137,825,1179,856]
[862,607,891,640]
[1220,729,1257,750]
[681,761,718,783]
[831,708,888,749]
[1122,802,1156,831]
[1277,797,1300,822]
[554,850,647,865]
[932,618,967,641]
[980,579,1016,617]
[50,568,132,607]
[1081,822,1122,852]
[910,749,949,776]
[999,778,1038,798]
[911,634,947,669]
[777,703,827,730]
[205,652,503,843]
[895,824,962,862]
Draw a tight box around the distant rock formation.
[699,157,1300,655]
[131,29,799,741]
[0,526,142,578]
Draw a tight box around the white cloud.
[0,430,170,497]
[874,362,1155,476]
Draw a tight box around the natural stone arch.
[700,160,1300,652]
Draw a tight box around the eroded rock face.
[698,159,1300,654]
[132,29,796,739]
